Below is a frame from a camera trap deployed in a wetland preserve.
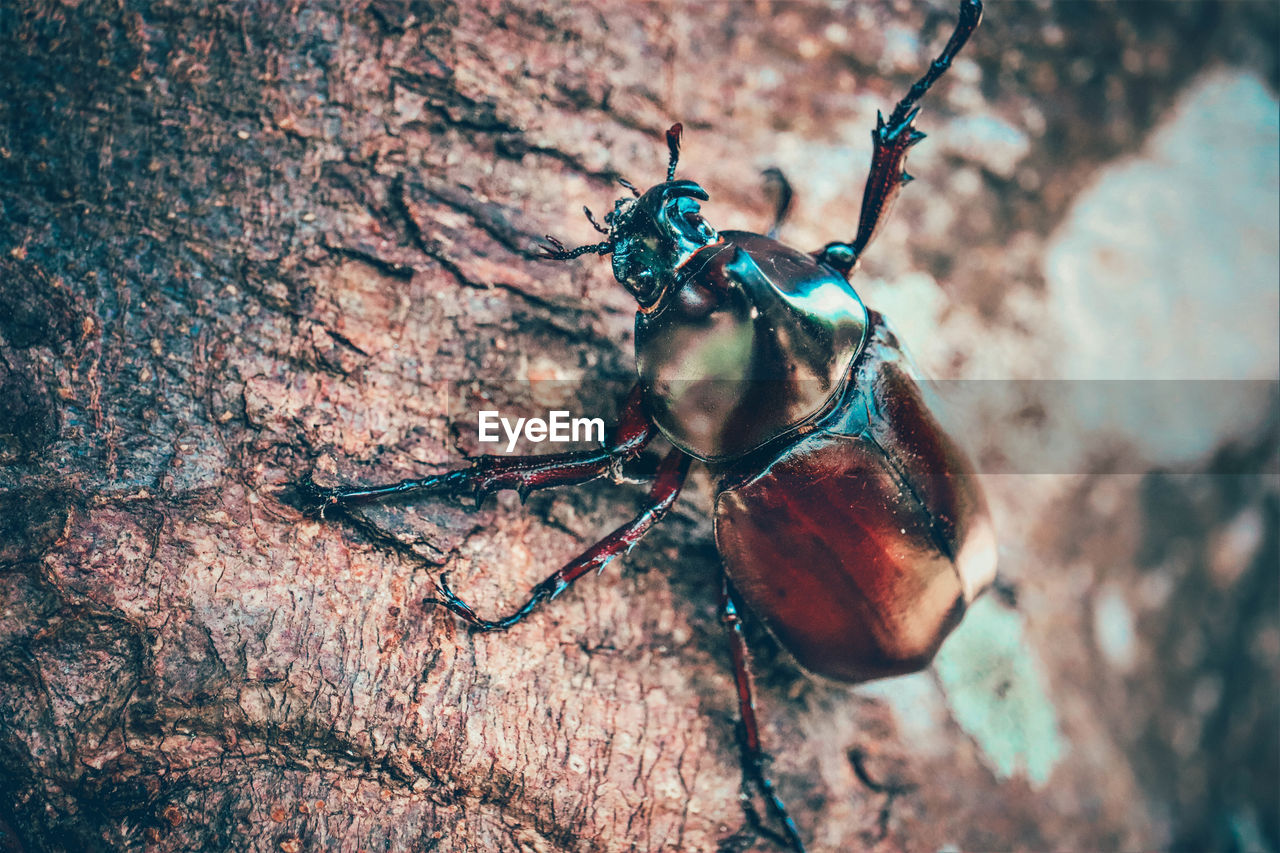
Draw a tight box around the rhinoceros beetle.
[301,2,992,850]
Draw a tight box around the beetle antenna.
[536,234,613,261]
[617,177,641,198]
[583,206,610,235]
[665,122,682,181]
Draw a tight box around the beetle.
[300,2,991,850]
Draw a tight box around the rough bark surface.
[1,2,1277,852]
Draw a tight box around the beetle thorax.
[635,231,870,463]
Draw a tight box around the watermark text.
[478,410,606,452]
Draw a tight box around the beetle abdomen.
[713,312,996,683]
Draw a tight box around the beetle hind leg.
[721,578,808,853]
[427,451,691,632]
[815,0,982,277]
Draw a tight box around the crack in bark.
[409,180,542,259]
[320,240,417,282]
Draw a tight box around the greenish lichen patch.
[935,595,1065,788]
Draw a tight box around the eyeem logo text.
[478,411,606,452]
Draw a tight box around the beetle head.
[608,179,718,307]
[537,123,720,310]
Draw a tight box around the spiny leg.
[816,0,983,276]
[761,168,794,240]
[430,450,692,632]
[299,385,655,516]
[721,577,807,853]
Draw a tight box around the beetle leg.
[762,167,794,240]
[721,577,807,853]
[298,385,655,516]
[428,450,691,632]
[815,0,983,276]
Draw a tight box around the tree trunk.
[1,2,1276,852]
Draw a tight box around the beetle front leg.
[721,577,807,853]
[816,0,983,276]
[429,450,691,631]
[298,385,655,516]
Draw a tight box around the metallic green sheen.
[636,231,869,462]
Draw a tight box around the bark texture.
[1,2,1277,852]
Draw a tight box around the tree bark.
[1,2,1276,852]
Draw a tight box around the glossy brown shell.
[713,311,996,683]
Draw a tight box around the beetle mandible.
[301,2,992,850]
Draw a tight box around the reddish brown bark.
[1,2,1276,852]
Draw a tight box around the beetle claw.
[427,572,479,623]
[536,234,568,258]
[296,477,341,518]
